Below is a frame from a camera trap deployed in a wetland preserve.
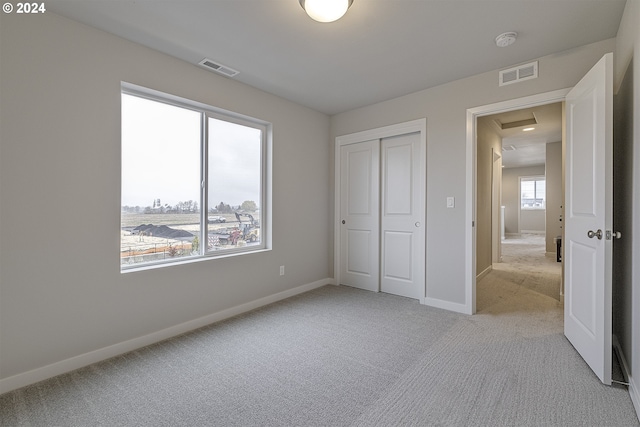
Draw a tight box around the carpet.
[1,243,638,426]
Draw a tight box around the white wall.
[0,12,331,389]
[501,166,546,235]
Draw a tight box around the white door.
[339,139,380,292]
[380,133,424,299]
[564,53,613,385]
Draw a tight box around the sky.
[121,93,261,209]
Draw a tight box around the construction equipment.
[234,212,260,243]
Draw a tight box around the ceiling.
[46,0,626,115]
[480,102,563,168]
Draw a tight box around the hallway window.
[520,177,545,209]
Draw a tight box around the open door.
[564,53,613,385]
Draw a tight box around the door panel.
[568,240,597,335]
[380,133,424,299]
[384,143,413,214]
[339,140,379,292]
[346,229,374,275]
[564,53,612,385]
[383,231,413,280]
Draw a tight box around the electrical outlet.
[280,265,285,276]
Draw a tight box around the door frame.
[335,118,427,302]
[465,89,570,314]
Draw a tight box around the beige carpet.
[479,233,562,309]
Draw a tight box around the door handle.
[587,229,603,240]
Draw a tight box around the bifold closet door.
[380,132,424,299]
[339,139,380,292]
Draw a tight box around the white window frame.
[519,175,546,210]
[121,82,272,271]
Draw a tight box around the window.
[121,84,269,269]
[520,177,546,209]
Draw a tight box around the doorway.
[464,89,570,314]
[476,102,564,292]
[466,53,614,386]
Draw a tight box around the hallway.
[477,233,561,313]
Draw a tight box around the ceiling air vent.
[499,61,538,87]
[198,58,239,78]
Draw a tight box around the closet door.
[339,139,380,292]
[380,132,424,299]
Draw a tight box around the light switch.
[447,197,455,208]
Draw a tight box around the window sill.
[121,248,272,274]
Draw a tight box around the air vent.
[198,58,239,77]
[499,61,538,86]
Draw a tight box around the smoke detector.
[495,32,518,47]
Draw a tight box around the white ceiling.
[46,0,626,115]
[480,102,563,168]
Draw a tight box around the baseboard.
[0,278,331,395]
[613,335,631,383]
[476,265,492,282]
[612,335,640,421]
[424,296,471,315]
[520,230,545,235]
[629,375,640,422]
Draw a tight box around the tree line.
[122,199,258,214]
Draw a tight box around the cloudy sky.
[121,94,261,210]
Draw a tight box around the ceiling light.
[523,127,535,132]
[495,32,518,48]
[299,0,353,23]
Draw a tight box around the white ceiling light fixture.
[299,0,354,23]
[495,32,518,47]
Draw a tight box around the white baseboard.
[629,375,640,422]
[424,296,471,315]
[520,230,545,235]
[476,265,492,282]
[0,278,331,395]
[612,335,640,421]
[613,335,631,383]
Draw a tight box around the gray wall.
[0,13,331,383]
[545,141,563,252]
[331,38,615,308]
[476,117,502,275]
[613,0,640,411]
[2,4,639,414]
[501,166,546,235]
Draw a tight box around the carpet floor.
[1,238,638,426]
